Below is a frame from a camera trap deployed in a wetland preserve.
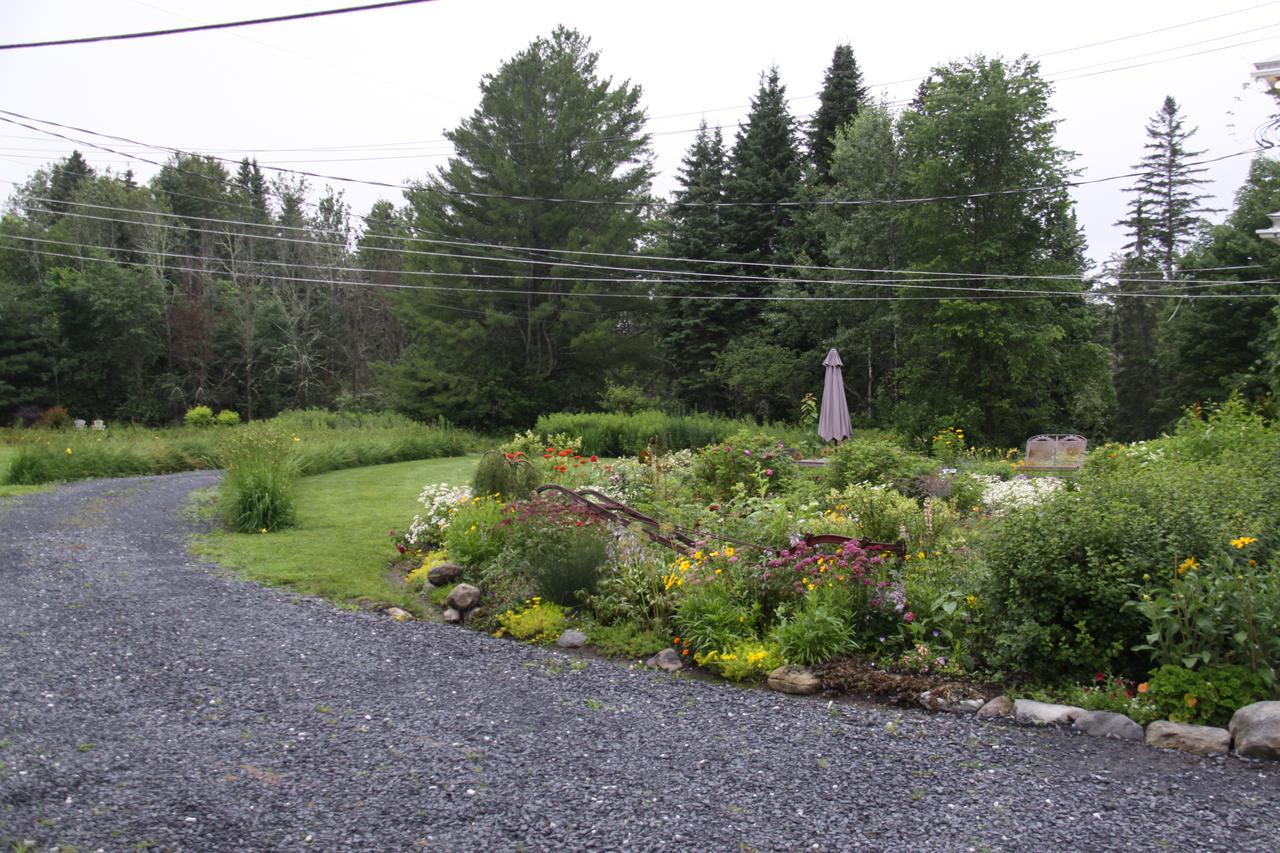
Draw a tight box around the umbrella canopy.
[818,348,852,442]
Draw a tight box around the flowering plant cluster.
[691,431,794,500]
[973,474,1065,517]
[662,545,739,591]
[763,539,890,597]
[930,426,966,463]
[401,483,473,549]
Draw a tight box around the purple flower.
[743,449,752,456]
[764,468,774,477]
[904,612,915,622]
[932,628,941,638]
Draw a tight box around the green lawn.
[194,455,478,613]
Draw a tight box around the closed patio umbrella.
[818,348,852,442]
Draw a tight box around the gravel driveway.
[1,472,1277,851]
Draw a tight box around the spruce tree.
[657,121,733,406]
[808,44,869,183]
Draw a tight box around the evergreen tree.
[1108,255,1164,439]
[390,27,654,427]
[724,67,801,266]
[808,44,869,183]
[895,55,1113,446]
[1124,96,1214,279]
[657,120,733,407]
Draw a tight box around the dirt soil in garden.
[3,472,1280,852]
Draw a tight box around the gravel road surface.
[1,472,1277,851]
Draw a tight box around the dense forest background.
[3,28,1278,446]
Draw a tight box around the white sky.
[2,0,1278,269]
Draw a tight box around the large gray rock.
[645,647,683,673]
[978,695,1014,718]
[556,629,587,649]
[445,583,481,611]
[1230,701,1280,761]
[1014,699,1084,726]
[1074,710,1144,740]
[767,665,821,696]
[1145,720,1230,756]
[427,563,464,586]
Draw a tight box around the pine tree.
[808,44,869,183]
[1124,96,1214,279]
[657,121,734,406]
[724,67,801,265]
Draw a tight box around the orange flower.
[558,449,573,457]
[1185,694,1198,708]
[1137,682,1149,694]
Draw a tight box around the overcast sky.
[2,0,1278,269]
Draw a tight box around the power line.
[18,196,1277,291]
[0,109,1265,210]
[0,0,438,51]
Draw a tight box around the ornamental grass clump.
[218,424,299,533]
[771,595,856,666]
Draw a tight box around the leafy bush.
[404,484,473,549]
[692,430,795,501]
[471,450,541,500]
[218,424,299,533]
[215,409,241,427]
[597,382,666,415]
[184,405,215,428]
[978,400,1280,681]
[443,496,512,568]
[822,435,931,491]
[771,596,856,665]
[1142,663,1273,727]
[523,526,609,607]
[38,406,72,429]
[672,584,759,655]
[494,597,567,643]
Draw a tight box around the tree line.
[2,26,1278,446]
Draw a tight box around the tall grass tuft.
[535,410,811,457]
[218,424,299,533]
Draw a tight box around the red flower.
[543,453,553,459]
[1094,671,1105,683]
[589,455,598,462]
[396,543,406,554]
[545,447,554,453]
[504,452,515,460]
[558,449,572,457]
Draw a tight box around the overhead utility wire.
[20,200,1277,292]
[0,0,438,51]
[0,109,1265,210]
[10,227,1277,300]
[11,242,1271,302]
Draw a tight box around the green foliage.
[822,435,929,490]
[535,410,766,457]
[598,383,665,415]
[388,27,655,429]
[808,44,869,183]
[978,399,1280,680]
[827,483,922,545]
[215,409,241,427]
[1143,664,1273,727]
[696,639,784,682]
[39,406,71,429]
[443,497,511,569]
[471,450,540,501]
[692,430,796,500]
[218,424,299,533]
[771,596,856,665]
[672,584,759,655]
[586,621,670,659]
[494,597,567,644]
[521,526,609,608]
[184,406,215,428]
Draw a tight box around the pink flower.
[764,468,774,477]
[743,449,752,456]
[396,543,406,554]
[904,612,915,622]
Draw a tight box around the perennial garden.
[394,399,1279,740]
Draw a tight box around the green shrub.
[38,406,72,429]
[524,527,609,607]
[184,406,215,428]
[692,430,796,501]
[494,597,567,643]
[443,497,512,568]
[1143,664,1273,727]
[823,435,931,491]
[215,409,241,427]
[218,424,299,533]
[471,450,541,500]
[672,584,759,655]
[978,400,1280,681]
[535,410,771,457]
[771,597,856,665]
[597,383,666,415]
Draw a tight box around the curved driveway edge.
[1,473,1277,851]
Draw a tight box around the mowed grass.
[194,455,478,613]
[0,445,51,498]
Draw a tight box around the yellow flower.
[65,447,73,455]
[1176,557,1198,576]
[724,547,735,558]
[693,550,704,561]
[1230,536,1257,549]
[260,528,268,534]
[917,551,926,560]
[679,560,692,573]
[965,594,978,607]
